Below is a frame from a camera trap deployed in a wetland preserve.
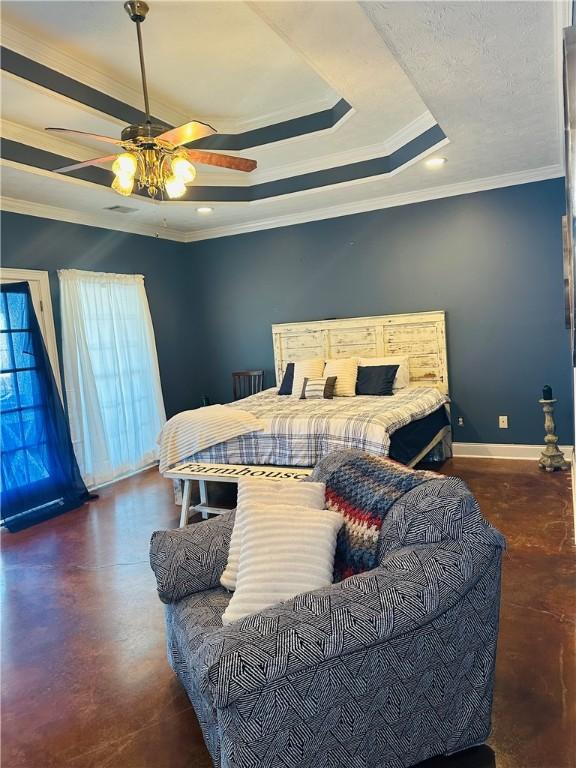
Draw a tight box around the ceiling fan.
[46,1,257,199]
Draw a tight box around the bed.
[190,385,449,467]
[185,310,451,469]
[164,311,451,521]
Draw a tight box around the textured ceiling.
[0,1,570,241]
[363,0,561,174]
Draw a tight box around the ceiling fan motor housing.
[124,1,149,23]
[121,123,170,146]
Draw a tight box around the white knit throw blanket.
[158,405,263,474]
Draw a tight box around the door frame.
[0,267,62,394]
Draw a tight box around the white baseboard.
[572,458,576,544]
[452,442,573,461]
[88,461,158,492]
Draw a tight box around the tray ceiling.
[0,0,570,242]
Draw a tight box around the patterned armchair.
[150,458,505,768]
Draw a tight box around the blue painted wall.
[2,178,572,444]
[189,179,573,445]
[0,213,195,418]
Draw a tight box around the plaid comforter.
[189,387,449,468]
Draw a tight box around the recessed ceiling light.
[196,206,214,214]
[425,157,447,169]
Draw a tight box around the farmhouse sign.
[165,461,313,525]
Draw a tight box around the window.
[59,270,166,488]
[0,268,61,392]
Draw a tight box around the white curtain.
[59,269,166,488]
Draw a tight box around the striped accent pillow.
[299,376,337,399]
[220,478,326,591]
[323,358,358,397]
[291,358,325,398]
[221,504,343,625]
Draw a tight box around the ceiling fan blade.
[184,149,257,172]
[157,121,216,146]
[45,128,122,145]
[51,154,118,173]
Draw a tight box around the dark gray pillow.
[278,363,294,395]
[356,365,399,396]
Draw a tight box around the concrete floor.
[1,458,574,768]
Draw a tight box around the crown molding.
[0,20,341,135]
[157,129,446,206]
[247,103,357,153]
[385,112,438,155]
[209,93,341,134]
[0,119,248,187]
[0,196,187,242]
[0,120,237,188]
[1,68,129,134]
[0,119,101,163]
[0,21,188,129]
[1,164,563,243]
[1,156,114,193]
[180,163,564,242]
[252,111,436,184]
[2,117,446,198]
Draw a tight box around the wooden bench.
[164,461,313,526]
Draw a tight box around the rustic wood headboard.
[271,311,449,394]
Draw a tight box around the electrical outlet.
[457,417,464,426]
[499,415,508,429]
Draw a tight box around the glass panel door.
[1,287,52,508]
[0,282,89,531]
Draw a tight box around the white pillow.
[323,358,358,397]
[358,356,410,391]
[220,478,326,591]
[291,358,326,398]
[222,504,343,625]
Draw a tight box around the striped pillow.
[299,376,337,400]
[220,478,326,591]
[323,358,358,397]
[291,358,325,398]
[221,504,343,625]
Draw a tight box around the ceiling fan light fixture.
[164,175,187,199]
[112,173,135,197]
[171,155,196,184]
[46,4,256,201]
[112,152,138,177]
